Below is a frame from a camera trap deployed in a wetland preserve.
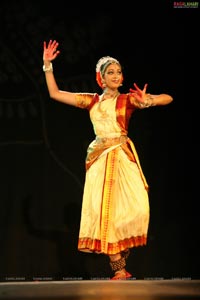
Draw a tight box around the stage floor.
[0,279,200,300]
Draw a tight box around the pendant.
[98,102,109,118]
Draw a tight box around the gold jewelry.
[98,101,109,118]
[102,82,106,89]
[98,92,119,118]
[43,62,53,72]
[139,94,154,108]
[101,91,119,101]
[96,56,120,74]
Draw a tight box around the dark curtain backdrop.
[0,1,199,281]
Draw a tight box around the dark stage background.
[0,1,199,281]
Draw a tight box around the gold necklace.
[98,92,119,118]
[101,91,119,101]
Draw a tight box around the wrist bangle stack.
[43,62,53,72]
[144,94,154,107]
[139,94,154,108]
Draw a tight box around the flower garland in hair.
[96,56,120,89]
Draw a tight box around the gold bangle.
[43,62,53,72]
[139,94,153,108]
[144,94,153,107]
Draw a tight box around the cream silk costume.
[75,93,150,255]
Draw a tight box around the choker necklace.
[100,91,119,102]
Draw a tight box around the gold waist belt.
[95,135,127,146]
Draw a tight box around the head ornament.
[96,56,120,89]
[96,56,120,73]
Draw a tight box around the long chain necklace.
[98,92,119,118]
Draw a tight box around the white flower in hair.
[96,56,119,73]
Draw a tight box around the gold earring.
[102,81,106,88]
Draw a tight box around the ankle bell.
[109,256,126,272]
